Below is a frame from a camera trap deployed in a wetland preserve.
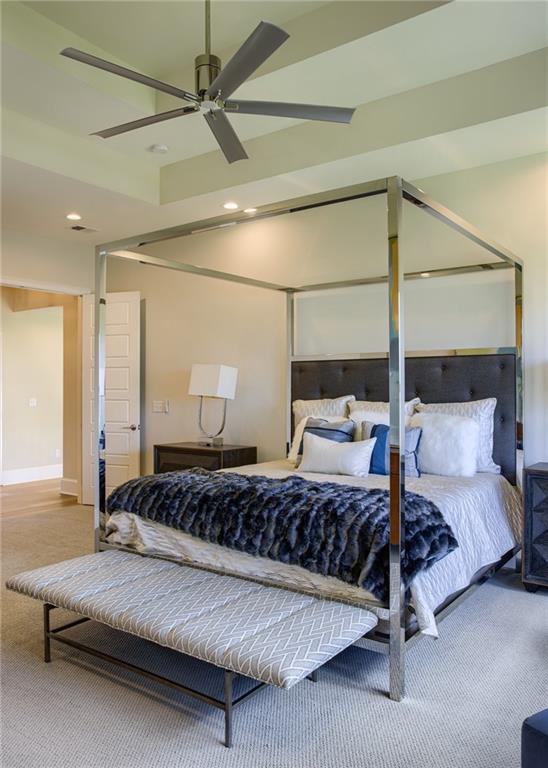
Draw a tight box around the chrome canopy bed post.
[94,246,107,551]
[514,263,524,456]
[92,173,524,706]
[386,176,406,702]
[286,290,296,451]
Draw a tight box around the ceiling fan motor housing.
[195,54,221,98]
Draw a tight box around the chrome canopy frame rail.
[94,176,523,703]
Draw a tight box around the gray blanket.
[107,469,458,602]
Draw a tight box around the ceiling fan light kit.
[60,0,355,164]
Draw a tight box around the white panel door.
[82,292,141,505]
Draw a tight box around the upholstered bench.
[522,709,548,768]
[7,550,377,746]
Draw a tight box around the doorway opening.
[0,286,82,499]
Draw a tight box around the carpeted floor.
[1,483,547,768]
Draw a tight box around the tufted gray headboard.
[291,353,516,484]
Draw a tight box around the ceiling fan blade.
[92,105,198,139]
[204,110,248,163]
[225,100,355,124]
[61,48,199,103]
[206,22,289,100]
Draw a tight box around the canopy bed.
[7,176,524,745]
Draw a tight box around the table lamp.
[188,364,238,447]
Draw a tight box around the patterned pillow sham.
[415,398,499,473]
[293,395,356,426]
[349,397,421,428]
[360,421,422,478]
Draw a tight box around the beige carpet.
[1,482,547,768]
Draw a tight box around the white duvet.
[106,460,522,637]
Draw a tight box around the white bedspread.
[106,460,522,637]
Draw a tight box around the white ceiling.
[4,2,547,166]
[2,0,547,256]
[25,1,328,78]
[2,40,149,138]
[4,107,546,247]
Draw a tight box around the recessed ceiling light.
[243,208,257,214]
[148,143,169,154]
[223,201,239,210]
[420,272,431,278]
[66,212,82,221]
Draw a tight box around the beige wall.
[109,152,547,468]
[1,292,63,476]
[294,270,515,355]
[107,262,287,473]
[1,231,93,295]
[1,287,82,492]
[293,153,547,464]
[2,153,545,470]
[414,153,547,465]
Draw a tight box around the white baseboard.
[0,464,63,486]
[60,477,80,497]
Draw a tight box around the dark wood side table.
[154,442,257,474]
[523,462,548,593]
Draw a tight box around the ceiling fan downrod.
[195,0,221,98]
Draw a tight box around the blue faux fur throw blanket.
[107,469,458,602]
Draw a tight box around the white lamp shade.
[188,364,238,400]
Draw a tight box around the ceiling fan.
[60,0,355,164]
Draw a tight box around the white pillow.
[287,415,344,464]
[298,432,376,478]
[415,398,499,473]
[349,397,420,431]
[409,412,480,477]
[293,395,355,425]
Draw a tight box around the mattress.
[106,460,522,637]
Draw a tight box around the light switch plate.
[29,398,37,408]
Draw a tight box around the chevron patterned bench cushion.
[6,550,377,689]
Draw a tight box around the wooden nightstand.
[153,442,257,474]
[523,462,548,593]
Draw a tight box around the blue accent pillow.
[298,418,355,454]
[361,421,422,478]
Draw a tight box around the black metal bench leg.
[307,669,319,682]
[224,671,234,748]
[43,603,53,663]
